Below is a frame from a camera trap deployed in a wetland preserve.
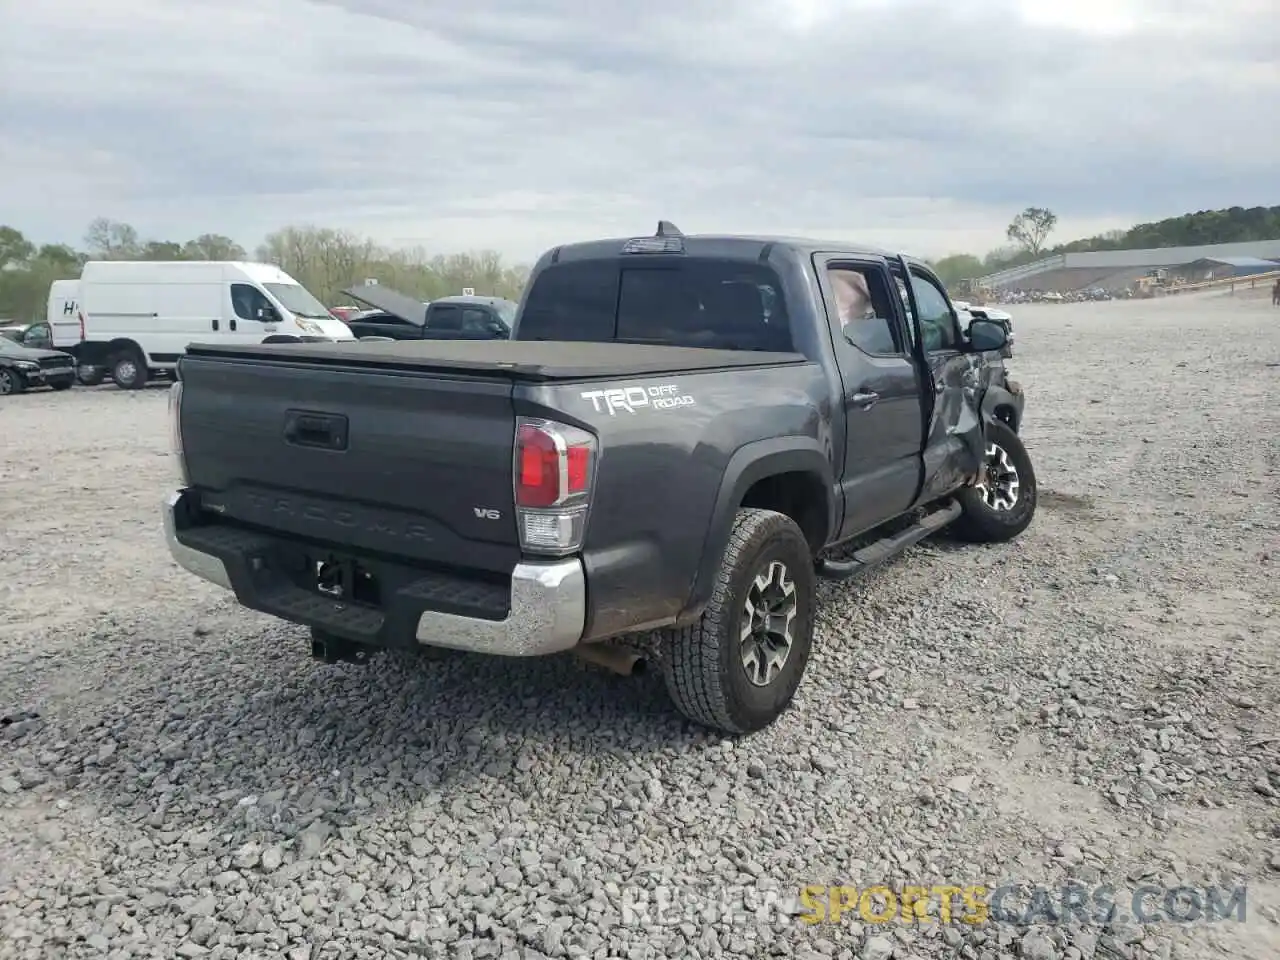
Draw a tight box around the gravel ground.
[1,292,1277,960]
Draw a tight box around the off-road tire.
[0,369,25,396]
[951,419,1037,543]
[659,508,815,734]
[110,350,148,390]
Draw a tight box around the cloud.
[0,0,1274,261]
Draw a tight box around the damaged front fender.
[980,379,1025,434]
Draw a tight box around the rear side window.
[427,305,462,331]
[519,258,792,352]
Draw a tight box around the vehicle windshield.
[264,282,332,319]
[518,258,792,352]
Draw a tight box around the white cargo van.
[64,261,354,389]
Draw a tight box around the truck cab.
[340,284,514,341]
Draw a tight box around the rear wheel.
[659,508,815,734]
[0,368,25,396]
[51,379,74,391]
[77,366,105,386]
[110,350,147,390]
[951,420,1037,543]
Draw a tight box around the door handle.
[212,318,219,331]
[284,410,349,450]
[851,391,879,409]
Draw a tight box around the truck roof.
[80,260,300,286]
[183,338,807,382]
[430,295,518,307]
[539,233,910,267]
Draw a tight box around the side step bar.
[815,500,962,581]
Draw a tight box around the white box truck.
[58,261,354,389]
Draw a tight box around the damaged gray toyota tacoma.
[163,223,1034,734]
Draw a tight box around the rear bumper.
[163,489,585,656]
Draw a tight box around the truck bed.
[182,339,806,381]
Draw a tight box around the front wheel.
[951,420,1037,543]
[0,368,25,396]
[51,379,74,391]
[659,508,815,734]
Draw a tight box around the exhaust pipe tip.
[574,644,645,677]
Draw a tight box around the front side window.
[230,283,273,322]
[827,265,901,355]
[23,323,53,347]
[462,307,502,335]
[909,270,959,352]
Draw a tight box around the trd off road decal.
[580,383,696,416]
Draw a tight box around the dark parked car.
[340,284,515,341]
[163,223,1033,734]
[0,335,76,394]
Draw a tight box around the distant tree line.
[4,205,1276,322]
[0,218,530,323]
[932,204,1280,288]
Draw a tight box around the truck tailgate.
[177,354,520,573]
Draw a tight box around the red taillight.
[512,417,596,555]
[516,423,561,508]
[566,445,589,493]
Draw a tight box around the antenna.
[655,220,683,238]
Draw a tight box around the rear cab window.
[518,258,793,352]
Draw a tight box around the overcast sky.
[1,0,1275,262]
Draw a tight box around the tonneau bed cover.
[181,339,808,382]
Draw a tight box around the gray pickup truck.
[164,224,1034,734]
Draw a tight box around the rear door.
[813,254,924,538]
[892,259,983,502]
[48,282,82,346]
[422,304,463,338]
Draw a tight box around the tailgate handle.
[284,411,348,451]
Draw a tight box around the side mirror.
[255,306,278,323]
[967,318,1008,352]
